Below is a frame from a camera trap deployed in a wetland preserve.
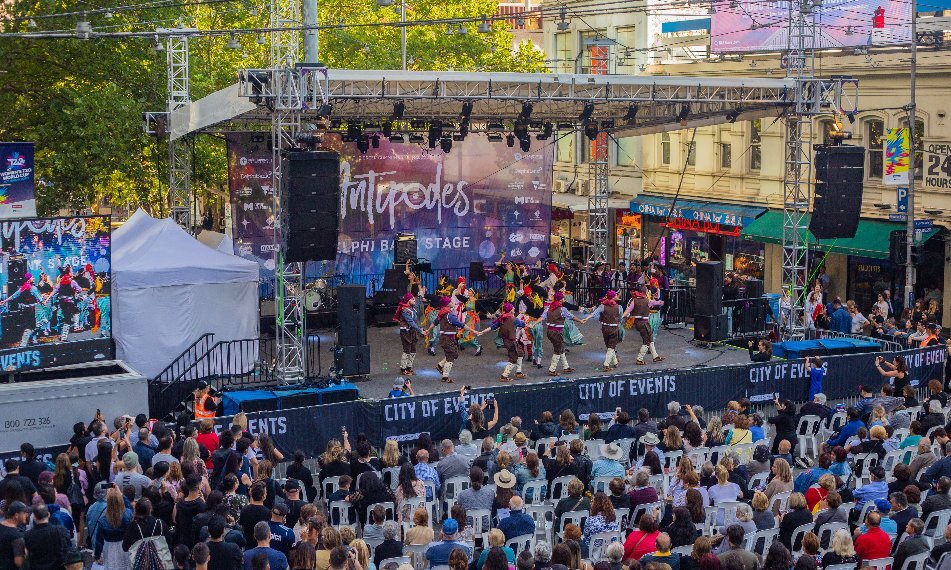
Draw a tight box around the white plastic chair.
[587,530,622,561]
[557,510,589,542]
[591,476,615,495]
[749,471,769,490]
[522,479,548,505]
[329,500,357,530]
[864,557,893,570]
[671,545,693,556]
[442,476,470,500]
[365,501,396,523]
[550,475,576,501]
[900,552,930,570]
[468,508,492,548]
[322,475,342,498]
[663,450,684,471]
[614,438,636,467]
[379,557,411,569]
[796,415,822,458]
[745,527,778,556]
[403,544,428,570]
[923,508,951,539]
[505,534,535,556]
[526,504,554,544]
[382,466,401,490]
[790,521,814,551]
[817,521,848,547]
[770,490,791,514]
[585,439,606,460]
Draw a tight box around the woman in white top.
[874,293,892,318]
[804,289,822,330]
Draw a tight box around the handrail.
[804,328,903,352]
[151,333,215,384]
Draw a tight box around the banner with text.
[188,346,944,453]
[226,133,553,276]
[0,142,37,219]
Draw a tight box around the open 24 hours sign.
[924,141,951,190]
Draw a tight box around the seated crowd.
[3,381,951,570]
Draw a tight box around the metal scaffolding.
[164,29,196,229]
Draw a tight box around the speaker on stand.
[693,261,727,343]
[335,284,370,379]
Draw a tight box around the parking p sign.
[897,187,908,213]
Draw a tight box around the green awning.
[740,211,940,260]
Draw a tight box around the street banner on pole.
[884,128,910,185]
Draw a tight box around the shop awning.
[630,195,767,227]
[740,210,941,259]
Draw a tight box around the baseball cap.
[284,479,301,491]
[875,498,891,513]
[442,518,459,536]
[6,501,30,515]
[393,377,406,390]
[272,503,289,516]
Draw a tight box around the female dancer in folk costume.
[48,265,84,341]
[424,296,483,383]
[457,293,482,355]
[540,291,586,376]
[394,291,425,376]
[516,284,545,368]
[585,289,623,371]
[488,302,527,382]
[551,282,584,346]
[622,283,665,365]
[0,273,52,346]
[424,275,455,355]
[645,278,663,339]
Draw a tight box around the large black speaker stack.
[694,261,727,342]
[809,145,865,240]
[280,151,341,263]
[335,284,370,377]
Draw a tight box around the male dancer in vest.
[516,284,545,368]
[489,302,527,382]
[539,291,585,376]
[395,291,424,376]
[623,283,665,365]
[586,290,622,370]
[424,296,481,383]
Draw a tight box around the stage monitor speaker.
[382,269,409,291]
[337,285,367,346]
[694,314,727,342]
[335,345,371,376]
[469,261,487,282]
[694,261,723,316]
[745,278,764,299]
[809,145,865,240]
[5,256,28,310]
[280,151,341,263]
[394,235,418,266]
[279,392,319,410]
[1,308,33,346]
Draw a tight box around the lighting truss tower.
[163,29,197,229]
[780,0,818,339]
[586,42,611,265]
[270,0,305,381]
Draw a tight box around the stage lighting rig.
[460,101,474,121]
[317,103,333,119]
[388,134,405,143]
[440,137,453,153]
[584,123,599,141]
[556,8,570,31]
[623,103,639,123]
[459,121,470,139]
[408,133,424,144]
[579,102,595,124]
[519,102,533,121]
[506,134,516,148]
[556,122,573,131]
[725,107,741,123]
[537,122,553,140]
[513,121,529,142]
[519,137,531,152]
[382,122,393,137]
[371,134,381,148]
[478,16,491,33]
[428,121,442,149]
[488,121,506,132]
[392,101,405,119]
[452,133,465,142]
[357,136,370,154]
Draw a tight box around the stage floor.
[307,323,754,400]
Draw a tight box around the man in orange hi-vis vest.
[194,380,218,419]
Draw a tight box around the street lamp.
[376,0,407,70]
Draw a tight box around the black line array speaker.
[745,278,764,299]
[280,151,341,263]
[469,262,488,282]
[336,285,367,346]
[694,261,723,316]
[809,145,865,240]
[694,314,727,342]
[6,255,28,310]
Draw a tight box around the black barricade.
[203,345,945,455]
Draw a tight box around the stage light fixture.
[76,19,93,35]
[28,19,37,28]
[460,101,473,120]
[488,121,506,132]
[257,33,267,45]
[624,103,639,123]
[584,123,599,141]
[600,119,615,130]
[392,100,405,119]
[506,134,516,148]
[388,134,405,143]
[519,102,533,120]
[376,0,394,5]
[371,134,380,148]
[514,121,529,141]
[457,24,468,35]
[478,16,491,33]
[153,36,165,52]
[226,34,241,50]
[347,122,362,140]
[556,121,573,130]
[846,112,856,124]
[487,133,503,142]
[726,107,740,123]
[382,122,393,137]
[357,136,370,154]
[104,11,114,19]
[428,121,442,149]
[409,133,424,144]
[676,104,690,123]
[317,103,333,118]
[459,121,470,139]
[556,8,570,31]
[440,137,453,153]
[537,122,553,140]
[579,102,595,124]
[519,137,531,152]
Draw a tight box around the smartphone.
[341,425,347,433]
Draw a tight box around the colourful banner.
[710,0,912,53]
[0,143,37,219]
[884,128,910,186]
[227,133,554,277]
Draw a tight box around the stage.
[309,323,754,400]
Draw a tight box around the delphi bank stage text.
[341,236,471,254]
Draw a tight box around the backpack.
[129,521,173,570]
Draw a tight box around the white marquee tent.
[112,209,259,378]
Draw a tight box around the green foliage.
[0,0,545,217]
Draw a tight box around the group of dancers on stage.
[392,257,666,384]
[0,263,111,347]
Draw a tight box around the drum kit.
[304,278,337,313]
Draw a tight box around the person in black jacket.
[373,521,404,568]
[285,451,317,503]
[768,399,798,456]
[121,499,170,553]
[663,507,698,548]
[604,412,637,444]
[24,504,72,570]
[207,516,243,570]
[777,492,813,551]
[748,339,772,362]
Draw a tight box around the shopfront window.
[750,119,762,171]
[661,133,671,165]
[866,119,884,179]
[614,211,642,267]
[848,256,898,314]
